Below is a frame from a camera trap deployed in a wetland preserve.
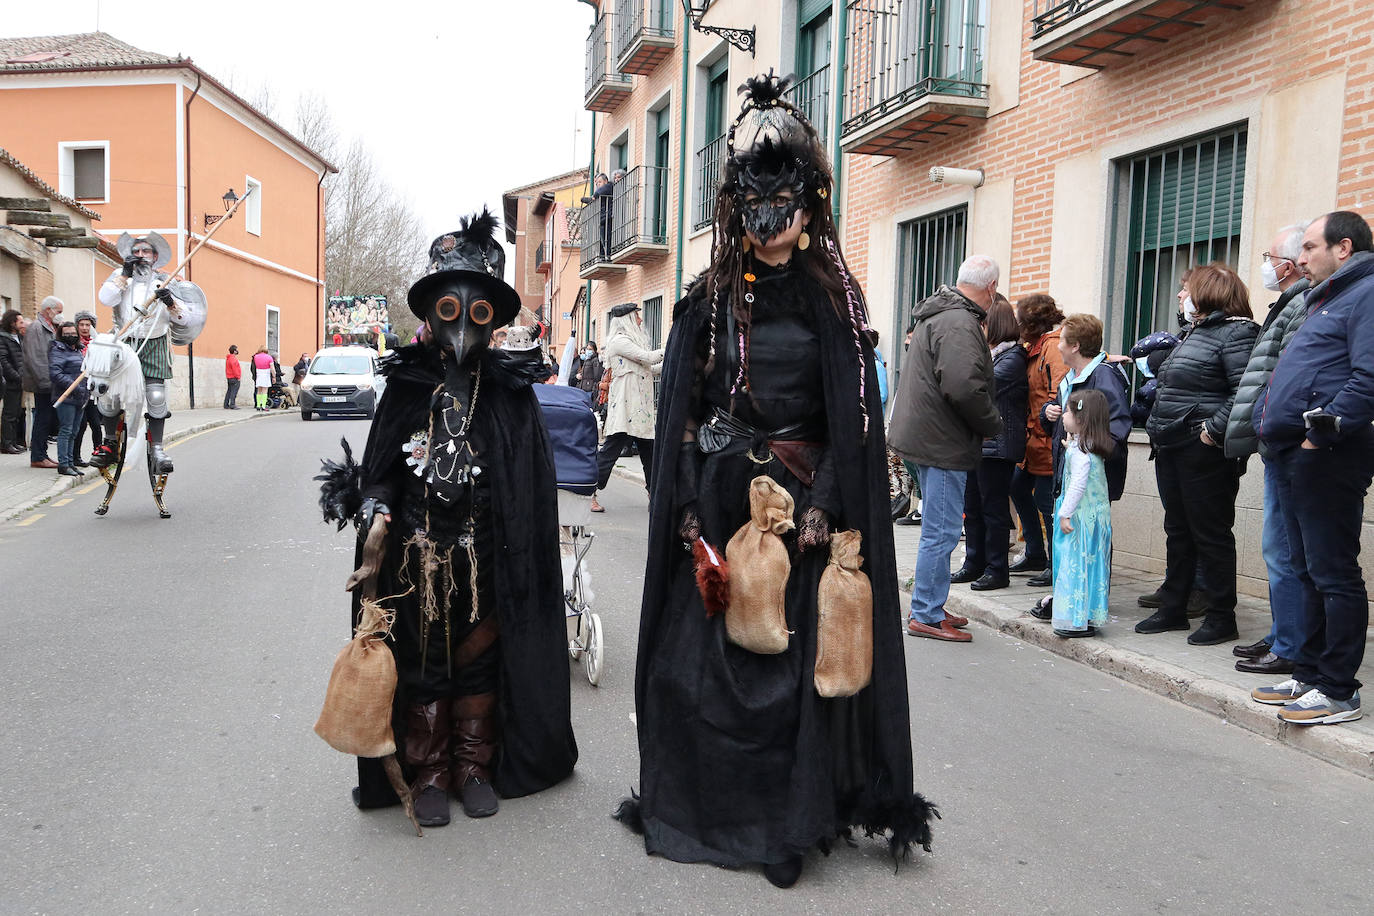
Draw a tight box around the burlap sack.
[814,530,873,697]
[724,476,795,654]
[314,602,398,758]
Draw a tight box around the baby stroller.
[265,380,294,410]
[534,384,604,685]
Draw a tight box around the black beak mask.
[424,277,496,410]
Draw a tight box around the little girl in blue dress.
[1051,389,1114,637]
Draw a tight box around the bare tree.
[294,91,340,164]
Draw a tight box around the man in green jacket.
[889,255,1002,642]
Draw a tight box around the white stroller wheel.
[583,611,603,686]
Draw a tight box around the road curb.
[0,410,271,523]
[940,587,1374,780]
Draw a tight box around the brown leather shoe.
[943,610,969,629]
[907,619,972,642]
[30,458,57,469]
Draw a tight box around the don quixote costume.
[318,211,577,829]
[614,74,937,887]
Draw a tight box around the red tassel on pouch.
[693,537,730,616]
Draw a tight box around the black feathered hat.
[407,208,521,326]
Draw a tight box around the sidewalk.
[613,459,1374,778]
[892,524,1374,780]
[0,406,271,522]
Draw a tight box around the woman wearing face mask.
[48,320,89,477]
[1140,263,1258,645]
[572,340,602,399]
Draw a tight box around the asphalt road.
[2,414,1371,915]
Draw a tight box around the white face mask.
[1181,295,1197,325]
[1261,259,1282,291]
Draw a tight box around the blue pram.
[534,385,603,685]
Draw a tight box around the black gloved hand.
[797,506,831,553]
[679,504,702,545]
[154,287,174,306]
[122,256,140,278]
[355,497,391,536]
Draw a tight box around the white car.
[298,346,385,420]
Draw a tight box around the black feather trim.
[848,790,940,869]
[611,790,644,834]
[314,437,362,530]
[460,206,500,247]
[738,69,791,106]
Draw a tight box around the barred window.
[892,205,967,376]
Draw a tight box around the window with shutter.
[892,205,967,378]
[73,148,106,200]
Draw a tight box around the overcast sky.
[5,0,597,238]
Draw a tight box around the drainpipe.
[673,7,691,299]
[579,0,599,342]
[316,168,326,348]
[184,72,201,408]
[828,1,848,233]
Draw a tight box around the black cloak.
[350,342,577,805]
[623,268,935,867]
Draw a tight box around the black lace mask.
[736,160,807,247]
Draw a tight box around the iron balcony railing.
[1030,0,1113,38]
[786,64,831,147]
[610,165,671,254]
[842,0,989,136]
[693,132,727,231]
[585,15,631,98]
[578,201,610,272]
[535,240,550,267]
[614,0,675,62]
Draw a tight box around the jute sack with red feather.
[814,529,873,697]
[724,476,795,654]
[314,600,398,758]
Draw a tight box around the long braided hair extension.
[702,73,872,439]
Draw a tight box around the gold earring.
[742,236,751,252]
[797,231,810,251]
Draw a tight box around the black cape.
[351,343,577,805]
[623,273,935,866]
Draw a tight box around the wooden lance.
[55,185,257,405]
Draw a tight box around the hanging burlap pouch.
[724,476,795,654]
[814,530,873,697]
[314,600,398,758]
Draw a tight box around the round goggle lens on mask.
[435,295,462,322]
[469,300,494,326]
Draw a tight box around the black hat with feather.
[407,207,521,326]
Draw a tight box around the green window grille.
[1119,124,1247,352]
[652,108,672,239]
[644,295,664,348]
[893,205,967,376]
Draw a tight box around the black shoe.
[894,511,922,526]
[763,856,803,889]
[414,785,450,827]
[1233,639,1272,659]
[1187,614,1239,646]
[969,573,1009,591]
[57,465,82,477]
[950,565,983,585]
[74,458,89,468]
[1186,590,1208,618]
[1029,597,1053,620]
[1009,555,1047,574]
[1134,610,1190,634]
[1235,651,1295,674]
[89,444,117,469]
[1026,570,1052,588]
[1137,589,1165,608]
[458,776,499,818]
[1054,626,1098,638]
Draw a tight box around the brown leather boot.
[452,693,499,818]
[404,700,452,827]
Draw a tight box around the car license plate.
[322,395,346,403]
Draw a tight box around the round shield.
[166,280,208,346]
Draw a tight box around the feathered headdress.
[315,437,363,530]
[407,205,520,325]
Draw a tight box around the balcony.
[609,165,670,265]
[1030,0,1260,69]
[840,0,989,157]
[577,201,629,281]
[614,0,675,76]
[693,132,726,232]
[536,239,552,274]
[786,64,831,149]
[585,15,633,113]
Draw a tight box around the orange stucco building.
[0,32,335,407]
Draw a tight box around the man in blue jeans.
[1253,211,1374,725]
[887,255,1002,642]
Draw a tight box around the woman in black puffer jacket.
[953,297,1028,590]
[1139,263,1258,645]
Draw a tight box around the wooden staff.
[55,186,257,405]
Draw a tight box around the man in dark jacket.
[889,255,1002,642]
[1254,211,1374,725]
[1224,222,1311,674]
[0,310,25,453]
[21,296,62,468]
[1030,313,1131,588]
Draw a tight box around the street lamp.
[203,188,240,229]
[680,0,755,56]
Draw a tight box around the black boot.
[452,693,499,818]
[763,856,804,888]
[404,700,452,827]
[1187,612,1239,646]
[146,416,173,474]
